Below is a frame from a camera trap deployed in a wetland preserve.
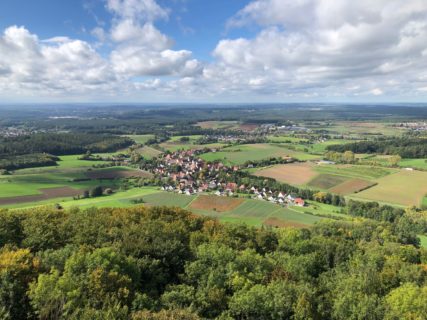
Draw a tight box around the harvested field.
[329,179,376,195]
[86,168,152,179]
[239,123,258,131]
[189,195,244,212]
[308,174,348,189]
[254,163,317,185]
[0,186,81,205]
[263,217,308,228]
[351,170,427,207]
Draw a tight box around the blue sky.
[0,0,427,102]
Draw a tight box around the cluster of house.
[394,122,427,131]
[249,187,305,206]
[146,148,306,208]
[258,123,310,134]
[0,126,39,137]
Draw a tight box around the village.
[141,148,306,208]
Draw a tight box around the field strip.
[184,194,201,209]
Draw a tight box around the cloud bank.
[0,0,427,101]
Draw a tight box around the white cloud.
[106,0,168,21]
[0,25,116,98]
[108,0,202,78]
[1,0,427,101]
[212,0,427,99]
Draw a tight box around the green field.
[308,174,348,189]
[136,146,162,159]
[187,196,326,227]
[124,134,155,144]
[314,164,396,180]
[399,159,427,170]
[313,121,404,137]
[419,235,427,248]
[160,135,225,152]
[200,143,320,165]
[142,192,196,207]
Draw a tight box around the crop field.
[189,195,244,212]
[196,121,257,131]
[254,163,317,185]
[189,196,325,227]
[314,164,396,180]
[329,179,376,195]
[350,170,427,206]
[0,186,82,205]
[315,121,404,136]
[308,174,348,189]
[141,192,196,207]
[136,146,162,159]
[0,159,148,206]
[200,144,320,165]
[85,167,152,179]
[253,163,382,195]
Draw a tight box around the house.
[226,182,237,191]
[294,198,305,207]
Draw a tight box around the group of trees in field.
[0,133,133,157]
[326,137,427,158]
[0,206,426,319]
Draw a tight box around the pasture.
[399,159,427,171]
[350,170,427,207]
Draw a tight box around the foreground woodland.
[1,205,426,320]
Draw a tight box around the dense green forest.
[0,153,59,171]
[0,133,133,157]
[1,206,426,319]
[326,137,427,158]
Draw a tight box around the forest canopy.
[326,137,427,158]
[0,206,426,319]
[0,133,133,157]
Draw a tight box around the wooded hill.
[0,205,426,319]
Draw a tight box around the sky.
[0,0,427,103]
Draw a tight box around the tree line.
[326,137,427,158]
[0,133,133,157]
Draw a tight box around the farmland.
[200,143,320,165]
[253,162,317,185]
[350,170,427,206]
[253,162,389,195]
[124,134,155,144]
[0,153,148,206]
